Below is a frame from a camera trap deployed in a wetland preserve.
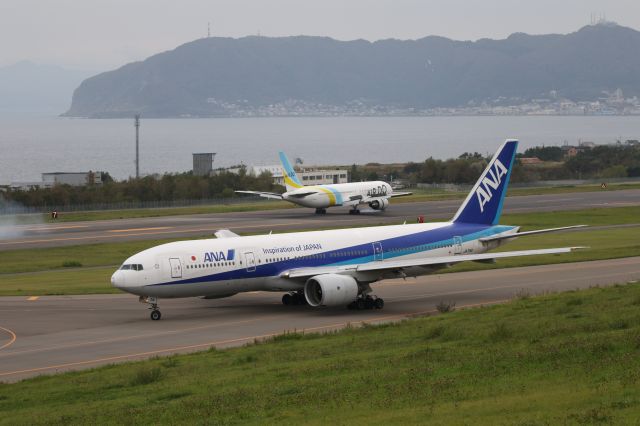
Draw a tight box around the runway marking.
[26,296,39,301]
[0,326,17,351]
[25,225,89,232]
[0,299,508,379]
[107,227,171,233]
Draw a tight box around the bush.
[436,301,456,313]
[129,367,162,386]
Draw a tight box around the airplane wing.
[479,225,588,243]
[390,192,412,197]
[214,229,240,239]
[281,246,585,279]
[286,191,318,198]
[234,190,283,200]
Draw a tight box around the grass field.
[16,181,640,224]
[1,282,639,424]
[0,206,638,296]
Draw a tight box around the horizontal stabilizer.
[479,225,588,243]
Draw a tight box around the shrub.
[130,367,162,386]
[436,300,456,313]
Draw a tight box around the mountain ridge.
[65,24,640,118]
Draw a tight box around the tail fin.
[452,139,518,225]
[279,151,304,191]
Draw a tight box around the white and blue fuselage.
[111,221,517,298]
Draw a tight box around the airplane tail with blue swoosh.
[279,151,304,191]
[452,139,518,225]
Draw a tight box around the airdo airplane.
[236,151,411,214]
[111,140,585,320]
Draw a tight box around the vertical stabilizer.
[452,140,518,225]
[279,151,304,191]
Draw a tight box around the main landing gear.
[282,292,308,306]
[348,295,384,310]
[315,208,327,215]
[140,296,162,320]
[348,208,361,215]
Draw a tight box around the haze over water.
[2,115,639,184]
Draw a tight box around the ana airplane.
[235,151,412,214]
[111,140,585,320]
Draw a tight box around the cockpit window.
[120,264,143,271]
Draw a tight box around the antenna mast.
[134,114,140,178]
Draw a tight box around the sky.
[1,0,639,71]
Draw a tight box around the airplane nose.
[111,271,125,289]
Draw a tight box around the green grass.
[2,282,640,424]
[1,206,639,296]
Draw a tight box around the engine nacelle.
[304,274,359,307]
[369,198,389,210]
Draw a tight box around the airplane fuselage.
[282,181,393,209]
[111,221,517,299]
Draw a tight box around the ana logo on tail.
[475,158,508,213]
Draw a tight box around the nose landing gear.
[140,296,162,320]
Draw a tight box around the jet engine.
[304,274,359,307]
[368,198,389,210]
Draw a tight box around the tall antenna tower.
[134,114,140,178]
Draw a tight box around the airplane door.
[453,236,463,255]
[244,252,256,272]
[169,258,182,278]
[372,242,383,261]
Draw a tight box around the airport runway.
[1,256,639,382]
[2,189,639,251]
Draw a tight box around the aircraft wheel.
[282,294,292,305]
[356,299,366,310]
[374,298,384,309]
[365,297,375,310]
[150,310,162,321]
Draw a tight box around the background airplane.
[236,151,412,214]
[112,140,585,320]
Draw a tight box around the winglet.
[452,140,518,225]
[279,151,304,191]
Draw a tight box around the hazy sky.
[1,0,639,71]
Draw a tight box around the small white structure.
[41,172,103,186]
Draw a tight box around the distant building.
[519,157,543,165]
[42,172,102,186]
[227,164,348,186]
[10,171,103,190]
[193,153,216,176]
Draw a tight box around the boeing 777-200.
[236,151,412,214]
[111,140,585,320]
